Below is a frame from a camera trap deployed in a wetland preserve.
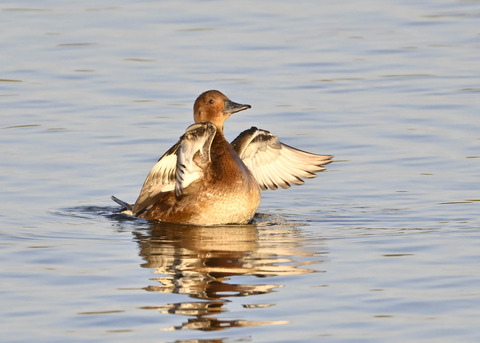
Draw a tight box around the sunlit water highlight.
[1,1,480,342]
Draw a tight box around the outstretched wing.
[174,122,216,198]
[231,127,332,191]
[132,122,216,214]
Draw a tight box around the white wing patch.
[231,127,332,191]
[132,122,216,214]
[175,123,216,198]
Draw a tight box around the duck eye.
[209,99,215,104]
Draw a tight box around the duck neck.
[214,123,224,135]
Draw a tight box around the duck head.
[193,90,251,132]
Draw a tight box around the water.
[1,0,480,342]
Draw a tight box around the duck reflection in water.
[133,218,325,331]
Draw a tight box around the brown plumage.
[112,90,332,225]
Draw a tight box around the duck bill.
[223,99,251,115]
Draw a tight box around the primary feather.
[231,127,332,191]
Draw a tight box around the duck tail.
[111,195,133,212]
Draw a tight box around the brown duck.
[112,90,332,225]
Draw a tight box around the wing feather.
[174,122,216,198]
[132,122,216,214]
[231,127,332,191]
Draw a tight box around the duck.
[112,90,332,226]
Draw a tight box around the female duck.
[112,90,332,225]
